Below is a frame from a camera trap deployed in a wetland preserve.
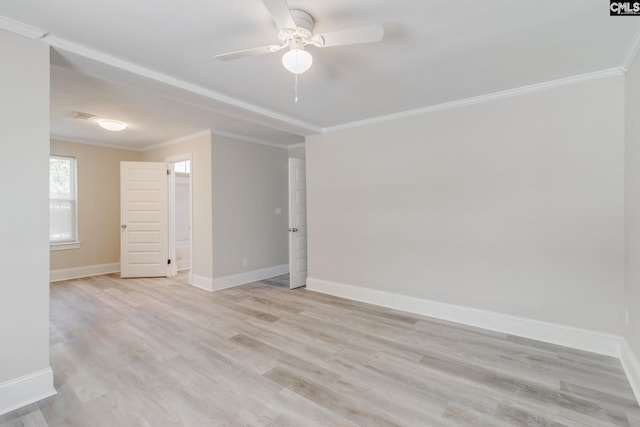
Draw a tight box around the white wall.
[626,52,640,358]
[288,144,305,159]
[0,29,54,409]
[110,131,289,288]
[307,76,626,335]
[212,137,288,279]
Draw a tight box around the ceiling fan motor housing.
[278,9,314,42]
[214,1,383,63]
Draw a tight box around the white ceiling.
[50,59,305,149]
[1,0,639,149]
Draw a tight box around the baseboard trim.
[189,273,214,292]
[0,368,56,416]
[621,340,640,404]
[211,264,289,291]
[306,278,623,358]
[50,262,120,282]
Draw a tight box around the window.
[49,155,78,246]
[173,160,191,174]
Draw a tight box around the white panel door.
[120,162,169,278]
[288,158,307,289]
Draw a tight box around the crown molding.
[0,15,47,39]
[140,129,212,152]
[41,35,323,135]
[53,129,295,152]
[141,128,292,151]
[287,142,306,149]
[209,129,290,150]
[50,134,141,152]
[322,67,625,134]
[26,17,638,141]
[621,25,640,72]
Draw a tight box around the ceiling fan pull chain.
[294,73,299,103]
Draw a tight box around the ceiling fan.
[215,0,384,74]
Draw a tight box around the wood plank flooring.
[1,273,639,426]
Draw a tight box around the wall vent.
[71,111,96,120]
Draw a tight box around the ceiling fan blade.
[262,0,296,30]
[314,24,384,48]
[215,45,283,62]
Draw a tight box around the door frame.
[288,157,307,289]
[167,154,193,277]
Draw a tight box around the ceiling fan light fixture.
[98,119,127,131]
[282,48,312,74]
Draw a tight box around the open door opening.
[169,159,192,277]
[288,158,307,289]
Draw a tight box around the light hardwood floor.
[1,273,639,426]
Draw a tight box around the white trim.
[209,129,292,150]
[50,262,120,282]
[306,278,623,358]
[49,155,79,249]
[287,142,306,149]
[42,32,634,142]
[167,153,193,278]
[167,164,177,277]
[50,241,81,251]
[211,264,289,292]
[140,130,212,152]
[42,35,322,134]
[621,340,640,405]
[54,129,296,153]
[0,15,47,40]
[321,67,625,134]
[621,25,640,72]
[0,368,56,416]
[51,134,140,152]
[189,273,214,292]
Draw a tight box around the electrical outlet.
[242,258,248,267]
[275,208,282,216]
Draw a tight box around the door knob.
[121,224,127,229]
[288,227,298,232]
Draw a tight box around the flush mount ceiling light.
[98,119,127,131]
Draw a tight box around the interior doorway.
[288,157,307,289]
[169,158,192,276]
